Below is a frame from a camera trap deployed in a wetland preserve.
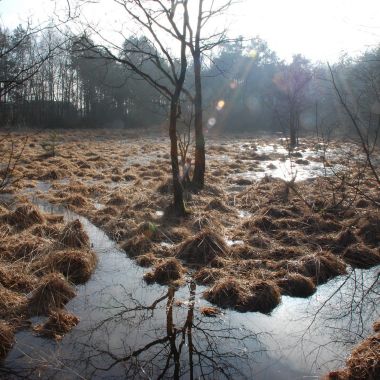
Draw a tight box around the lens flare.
[216,100,225,111]
[208,117,216,127]
[248,49,257,59]
[230,80,238,90]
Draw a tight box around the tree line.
[1,23,379,144]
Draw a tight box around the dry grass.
[144,258,185,285]
[121,234,152,257]
[2,131,380,318]
[0,321,14,360]
[343,244,380,269]
[28,273,76,315]
[33,309,80,340]
[357,213,380,247]
[203,277,249,311]
[276,273,316,298]
[135,253,157,267]
[299,252,347,284]
[199,306,221,317]
[176,229,229,265]
[0,265,37,292]
[58,219,90,249]
[327,322,380,379]
[203,270,281,314]
[41,249,97,284]
[0,286,27,319]
[5,204,44,229]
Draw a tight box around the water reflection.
[78,282,266,379]
[1,197,378,379]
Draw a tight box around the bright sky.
[0,0,379,62]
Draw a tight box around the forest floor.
[0,128,379,375]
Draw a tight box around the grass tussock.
[135,253,157,267]
[194,267,223,285]
[58,219,90,249]
[357,214,380,247]
[33,309,80,340]
[203,275,281,314]
[0,286,27,319]
[64,194,88,208]
[276,273,316,298]
[0,321,14,360]
[199,306,221,317]
[5,204,44,229]
[42,249,97,284]
[0,265,37,292]
[300,252,347,284]
[176,229,229,265]
[28,273,76,315]
[327,322,380,380]
[205,199,231,212]
[342,244,380,269]
[144,258,185,285]
[121,234,152,257]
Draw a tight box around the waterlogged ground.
[0,129,379,379]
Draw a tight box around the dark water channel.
[1,195,379,379]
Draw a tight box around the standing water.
[1,197,379,379]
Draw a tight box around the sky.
[0,0,379,62]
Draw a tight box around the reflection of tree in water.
[85,281,264,379]
[1,269,377,379]
[296,267,379,371]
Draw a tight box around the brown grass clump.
[205,199,231,212]
[3,235,47,260]
[203,277,249,311]
[204,275,282,314]
[64,194,88,208]
[177,229,229,265]
[302,214,341,233]
[193,267,223,285]
[135,253,157,267]
[121,234,152,258]
[144,258,185,285]
[244,215,277,233]
[42,249,97,284]
[30,224,61,239]
[342,244,380,269]
[33,309,79,340]
[58,219,90,249]
[276,273,316,298]
[327,324,380,380]
[0,321,14,360]
[200,306,221,317]
[0,287,27,318]
[334,228,358,251]
[5,204,44,229]
[106,192,128,206]
[28,273,76,315]
[374,321,380,333]
[45,214,64,224]
[0,265,37,292]
[247,280,282,314]
[300,252,347,284]
[357,214,380,246]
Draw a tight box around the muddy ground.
[0,129,379,369]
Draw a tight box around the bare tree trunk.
[192,49,205,189]
[169,97,186,216]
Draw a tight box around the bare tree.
[273,55,312,147]
[327,62,380,185]
[72,0,193,215]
